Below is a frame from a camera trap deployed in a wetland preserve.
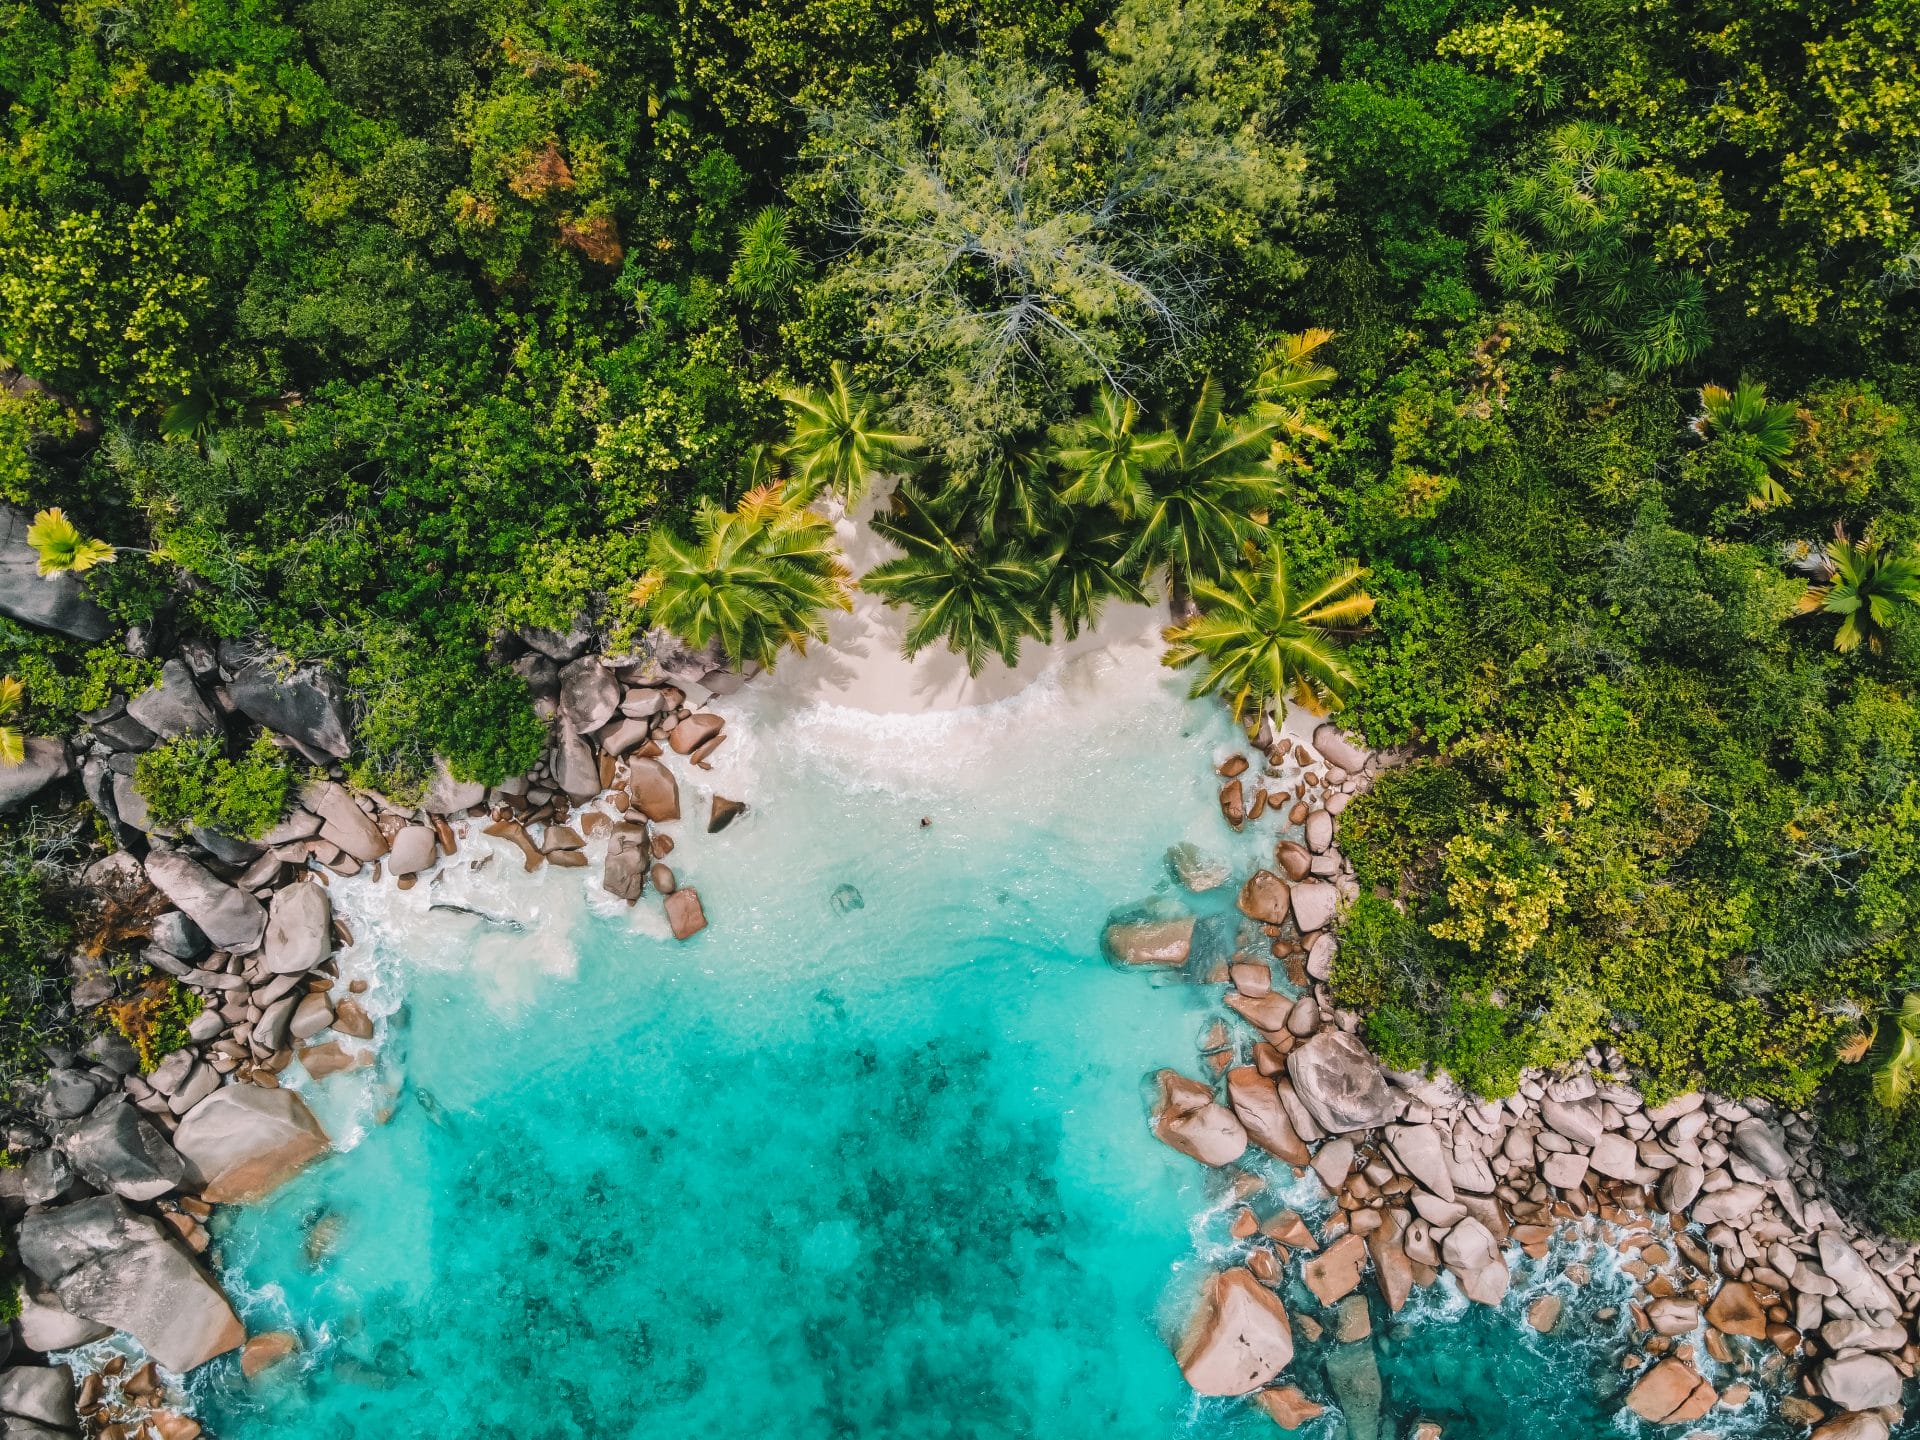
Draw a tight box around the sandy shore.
[764,488,1171,715]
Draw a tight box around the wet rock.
[1176,1267,1294,1396]
[1103,915,1194,968]
[708,795,747,833]
[1625,1360,1716,1425]
[1251,1385,1324,1430]
[1237,871,1291,926]
[223,653,350,760]
[1226,1067,1309,1165]
[1647,1297,1699,1335]
[0,506,110,640]
[172,1086,330,1203]
[0,738,72,814]
[1528,1295,1562,1333]
[1817,1354,1903,1411]
[262,880,332,975]
[1151,1071,1248,1167]
[669,713,723,755]
[1275,841,1312,882]
[241,1331,300,1379]
[1167,842,1230,892]
[144,849,267,952]
[1705,1280,1767,1339]
[299,1041,371,1079]
[1811,1414,1892,1440]
[651,863,676,894]
[289,992,334,1041]
[1301,1233,1369,1306]
[558,657,620,732]
[664,887,706,940]
[1286,1030,1395,1133]
[626,757,680,822]
[59,1095,185,1201]
[387,824,438,877]
[1367,1210,1415,1313]
[1324,1338,1383,1440]
[331,998,374,1039]
[17,1194,244,1373]
[602,826,649,902]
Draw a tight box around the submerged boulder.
[17,1194,243,1373]
[1286,1030,1395,1133]
[172,1085,330,1203]
[1176,1267,1293,1396]
[1103,915,1194,968]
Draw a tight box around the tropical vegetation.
[0,0,1916,1233]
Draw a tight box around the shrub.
[133,734,293,840]
[104,979,204,1075]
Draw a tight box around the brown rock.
[664,888,707,940]
[1368,1208,1415,1313]
[1103,915,1194,968]
[1237,871,1291,926]
[241,1330,300,1378]
[1275,841,1312,882]
[1528,1295,1563,1333]
[1226,1067,1310,1164]
[626,757,681,822]
[299,1041,373,1079]
[1625,1359,1716,1424]
[650,862,676,894]
[1176,1267,1295,1397]
[1225,990,1295,1033]
[1152,1070,1249,1167]
[1221,779,1246,828]
[1300,1232,1369,1305]
[331,998,374,1039]
[668,713,724,755]
[1705,1280,1768,1340]
[483,819,544,871]
[708,795,747,833]
[1253,1385,1325,1430]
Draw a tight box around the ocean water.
[177,646,1801,1440]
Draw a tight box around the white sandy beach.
[765,488,1172,715]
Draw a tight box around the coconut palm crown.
[1163,544,1374,729]
[632,486,851,671]
[777,362,919,507]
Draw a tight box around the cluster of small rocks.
[1112,720,1913,1440]
[0,499,757,1437]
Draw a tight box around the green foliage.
[106,978,205,1075]
[24,508,114,576]
[0,818,81,1105]
[777,363,919,507]
[637,486,853,670]
[1163,545,1374,727]
[346,632,547,798]
[1798,527,1920,657]
[133,733,293,840]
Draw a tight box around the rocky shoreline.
[0,598,751,1438]
[1113,719,1914,1439]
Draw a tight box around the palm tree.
[1121,378,1283,616]
[1162,545,1374,731]
[729,205,804,313]
[26,509,116,576]
[1051,389,1172,515]
[778,363,918,508]
[1252,329,1337,466]
[1036,504,1149,641]
[1873,994,1920,1108]
[0,677,25,766]
[1693,378,1799,510]
[632,486,852,671]
[860,483,1049,675]
[941,437,1051,542]
[1797,524,1920,655]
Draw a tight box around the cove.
[191,649,1251,1439]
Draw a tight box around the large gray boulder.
[58,1095,185,1201]
[16,1194,243,1372]
[0,738,70,814]
[1818,1353,1903,1411]
[0,506,109,640]
[221,647,350,760]
[1176,1267,1293,1396]
[303,781,387,862]
[421,758,485,815]
[1731,1116,1792,1179]
[143,849,266,952]
[1286,1030,1396,1133]
[123,660,218,742]
[558,656,619,732]
[551,721,601,801]
[1818,1230,1901,1320]
[261,880,332,975]
[15,1281,110,1351]
[0,1365,77,1430]
[1312,723,1370,774]
[172,1085,329,1203]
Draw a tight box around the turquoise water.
[181,654,1798,1440]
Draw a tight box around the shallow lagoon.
[186,648,1801,1439]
